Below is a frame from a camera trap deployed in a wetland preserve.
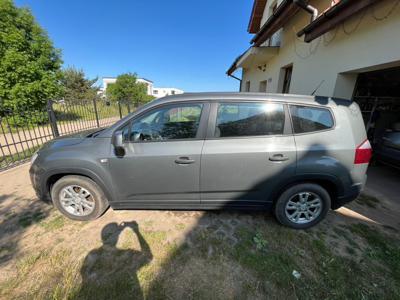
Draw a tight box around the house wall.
[242,0,400,99]
[137,78,154,95]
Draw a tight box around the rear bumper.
[332,177,366,209]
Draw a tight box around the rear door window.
[215,102,285,137]
[290,105,334,134]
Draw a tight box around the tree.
[0,0,63,112]
[60,67,99,102]
[106,73,154,107]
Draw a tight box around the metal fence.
[0,99,132,171]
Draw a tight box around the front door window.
[127,104,203,142]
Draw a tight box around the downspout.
[293,0,318,22]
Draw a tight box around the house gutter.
[296,0,379,40]
[250,0,295,46]
[228,74,242,82]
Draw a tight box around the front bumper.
[29,163,50,202]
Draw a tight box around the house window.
[259,80,267,93]
[245,81,251,92]
[171,90,176,95]
[154,90,158,94]
[282,65,293,93]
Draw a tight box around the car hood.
[39,128,101,151]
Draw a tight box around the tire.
[274,183,331,229]
[51,175,109,221]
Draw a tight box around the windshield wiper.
[88,128,106,138]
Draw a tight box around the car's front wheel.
[51,175,109,221]
[274,183,331,229]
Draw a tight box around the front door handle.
[269,154,289,162]
[175,156,195,164]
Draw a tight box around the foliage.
[60,67,99,103]
[0,0,63,112]
[106,73,154,106]
[253,232,268,251]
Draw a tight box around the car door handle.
[175,156,196,164]
[269,154,289,162]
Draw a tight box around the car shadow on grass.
[142,208,400,300]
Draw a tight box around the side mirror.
[112,130,125,157]
[132,132,141,142]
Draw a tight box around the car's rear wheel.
[51,175,109,221]
[274,183,331,229]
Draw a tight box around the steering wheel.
[136,123,163,141]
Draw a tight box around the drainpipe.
[293,0,318,22]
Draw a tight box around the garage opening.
[353,67,400,169]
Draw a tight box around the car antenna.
[311,80,325,95]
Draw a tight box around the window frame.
[282,65,293,94]
[116,101,210,143]
[288,103,336,135]
[207,100,292,140]
[259,80,268,93]
[245,81,251,92]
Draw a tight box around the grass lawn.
[0,193,399,300]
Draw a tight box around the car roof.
[149,92,350,107]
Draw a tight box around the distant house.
[101,77,154,96]
[152,87,184,98]
[100,77,184,98]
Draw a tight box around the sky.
[15,0,253,92]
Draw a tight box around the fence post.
[47,100,59,138]
[118,101,123,119]
[93,98,100,128]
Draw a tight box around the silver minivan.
[30,93,371,229]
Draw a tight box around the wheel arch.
[42,168,115,204]
[270,174,344,209]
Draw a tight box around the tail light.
[354,139,372,164]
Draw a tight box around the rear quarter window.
[290,105,334,134]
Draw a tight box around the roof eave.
[248,0,268,33]
[251,0,299,46]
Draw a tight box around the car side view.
[30,92,371,229]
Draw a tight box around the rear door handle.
[269,154,289,162]
[175,156,196,164]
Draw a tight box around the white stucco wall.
[152,88,184,98]
[241,0,400,99]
